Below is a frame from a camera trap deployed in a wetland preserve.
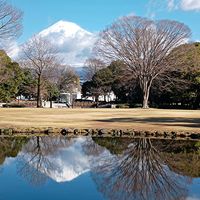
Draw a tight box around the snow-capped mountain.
[39,20,92,38]
[8,20,97,67]
[38,20,97,67]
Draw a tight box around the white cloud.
[181,0,200,10]
[0,39,20,60]
[147,0,200,12]
[146,0,173,18]
[168,0,176,10]
[126,12,137,17]
[6,41,20,59]
[3,157,15,166]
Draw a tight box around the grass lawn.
[0,108,199,132]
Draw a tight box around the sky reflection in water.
[0,136,200,200]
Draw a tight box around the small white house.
[84,91,116,102]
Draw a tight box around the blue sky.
[8,0,200,43]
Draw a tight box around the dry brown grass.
[0,108,199,132]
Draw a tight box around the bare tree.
[22,36,60,107]
[0,0,22,42]
[57,66,80,93]
[84,58,105,81]
[95,16,191,108]
[82,137,105,157]
[17,136,74,186]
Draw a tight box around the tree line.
[83,16,200,109]
[83,42,200,109]
[0,1,80,107]
[0,47,80,107]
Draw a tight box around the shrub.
[2,103,26,108]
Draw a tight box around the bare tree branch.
[21,36,60,107]
[0,0,22,43]
[84,58,106,81]
[95,16,191,108]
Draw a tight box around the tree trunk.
[37,75,41,108]
[193,93,200,109]
[50,100,53,108]
[49,92,53,108]
[143,93,149,109]
[142,81,151,109]
[95,95,99,102]
[36,136,40,149]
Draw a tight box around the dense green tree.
[107,61,139,103]
[82,80,101,102]
[179,42,200,108]
[92,67,113,100]
[17,68,37,100]
[45,81,60,108]
[0,50,24,102]
[0,137,28,165]
[82,60,139,103]
[82,63,115,102]
[150,42,200,109]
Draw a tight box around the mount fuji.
[39,20,97,67]
[9,20,97,67]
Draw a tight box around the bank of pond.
[0,136,200,200]
[1,127,200,140]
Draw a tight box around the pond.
[0,136,200,200]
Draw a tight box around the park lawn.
[0,108,199,133]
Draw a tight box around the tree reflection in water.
[82,137,105,157]
[8,135,199,200]
[91,138,189,200]
[0,137,29,173]
[16,136,74,186]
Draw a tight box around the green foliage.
[93,67,113,86]
[93,137,132,155]
[0,51,24,102]
[45,81,60,100]
[151,42,200,109]
[17,68,37,99]
[82,60,130,102]
[194,141,200,148]
[115,103,129,108]
[2,103,26,108]
[0,137,29,165]
[82,81,94,97]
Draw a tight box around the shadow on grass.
[94,117,200,129]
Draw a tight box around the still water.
[0,136,200,200]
